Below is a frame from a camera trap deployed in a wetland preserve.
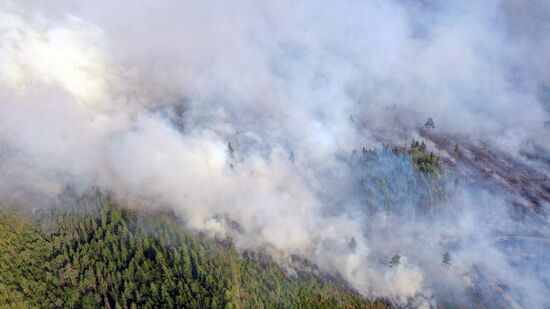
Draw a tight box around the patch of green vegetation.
[0,193,390,309]
[357,139,454,215]
[0,213,55,308]
[385,139,442,174]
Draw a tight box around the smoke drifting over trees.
[1,0,549,307]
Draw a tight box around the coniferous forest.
[0,141,447,308]
[1,1,548,307]
[0,192,389,309]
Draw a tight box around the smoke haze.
[1,0,549,307]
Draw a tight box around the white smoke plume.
[1,0,549,307]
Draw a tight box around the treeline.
[0,192,389,309]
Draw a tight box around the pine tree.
[389,254,401,269]
[442,252,451,269]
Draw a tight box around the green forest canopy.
[0,193,389,309]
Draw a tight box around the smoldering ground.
[1,0,549,307]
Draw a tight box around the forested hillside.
[0,140,447,309]
[0,193,389,309]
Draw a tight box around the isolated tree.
[348,237,357,251]
[454,143,462,159]
[424,118,435,129]
[389,254,401,269]
[442,252,451,269]
[424,117,435,142]
[228,142,235,170]
[227,142,234,159]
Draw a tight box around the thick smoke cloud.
[1,0,549,307]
